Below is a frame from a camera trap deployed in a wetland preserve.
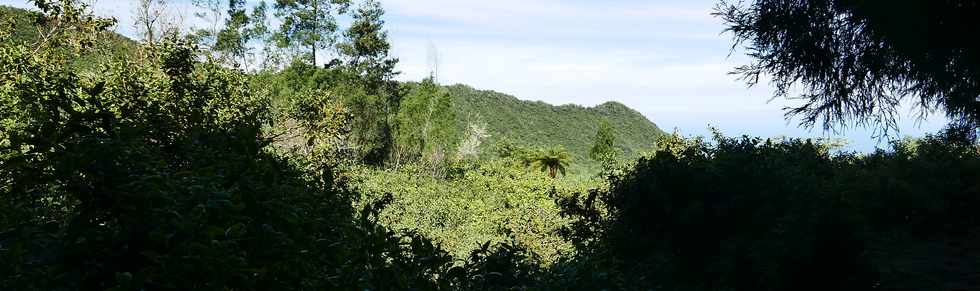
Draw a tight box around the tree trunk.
[311,0,319,65]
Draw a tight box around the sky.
[1,0,951,151]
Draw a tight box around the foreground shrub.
[557,130,980,290]
[348,158,581,263]
[0,11,453,287]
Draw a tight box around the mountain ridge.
[446,84,664,168]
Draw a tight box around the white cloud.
[382,0,715,27]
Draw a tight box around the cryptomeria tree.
[274,0,350,65]
[589,120,620,165]
[394,78,457,166]
[715,0,980,134]
[337,0,398,95]
[214,0,269,68]
[336,0,400,164]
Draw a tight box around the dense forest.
[445,85,663,168]
[1,0,979,290]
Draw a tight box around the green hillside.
[0,5,136,67]
[447,84,664,166]
[1,5,39,44]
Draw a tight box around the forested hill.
[1,6,38,44]
[1,5,136,66]
[447,84,664,162]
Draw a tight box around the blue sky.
[2,0,950,151]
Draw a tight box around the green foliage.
[0,33,315,288]
[251,52,660,173]
[448,84,664,172]
[716,0,980,131]
[530,146,572,179]
[556,128,980,290]
[8,1,980,290]
[336,0,398,96]
[589,120,621,169]
[0,4,136,70]
[394,78,458,169]
[255,60,396,165]
[254,58,343,105]
[0,5,42,45]
[493,138,533,161]
[344,87,391,163]
[286,88,355,165]
[348,159,587,263]
[273,0,350,65]
[334,0,400,164]
[0,4,530,288]
[213,0,269,67]
[451,240,544,290]
[588,120,617,159]
[252,0,400,165]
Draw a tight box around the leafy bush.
[348,158,586,263]
[556,129,980,290]
[0,17,490,289]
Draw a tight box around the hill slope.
[446,84,664,167]
[1,5,136,67]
